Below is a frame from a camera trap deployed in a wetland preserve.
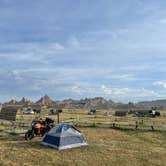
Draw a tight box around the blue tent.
[41,123,88,150]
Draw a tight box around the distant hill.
[138,99,166,109]
[6,95,166,109]
[53,97,115,109]
[6,99,17,105]
[17,97,33,106]
[36,95,54,106]
[3,96,144,109]
[4,97,33,107]
[53,97,143,109]
[82,97,114,109]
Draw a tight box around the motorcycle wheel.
[25,130,34,140]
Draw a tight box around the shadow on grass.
[0,134,24,141]
[4,139,45,149]
[4,139,90,152]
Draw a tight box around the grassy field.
[0,109,166,166]
[14,109,166,132]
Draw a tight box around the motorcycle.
[25,117,54,140]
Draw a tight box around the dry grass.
[16,109,166,123]
[0,128,166,166]
[1,109,166,166]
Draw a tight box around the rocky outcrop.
[17,97,33,106]
[53,97,117,109]
[3,96,155,109]
[36,95,54,106]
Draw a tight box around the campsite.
[1,107,166,166]
[1,1,166,165]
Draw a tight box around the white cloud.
[70,85,86,95]
[153,81,166,89]
[101,85,157,98]
[106,74,137,81]
[0,42,65,63]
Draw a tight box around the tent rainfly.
[41,123,88,150]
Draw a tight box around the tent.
[41,123,88,150]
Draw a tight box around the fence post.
[151,125,154,131]
[113,123,115,128]
[135,121,138,129]
[57,112,60,123]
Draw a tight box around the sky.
[1,0,166,102]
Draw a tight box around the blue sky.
[1,0,166,102]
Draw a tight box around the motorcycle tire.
[25,130,34,140]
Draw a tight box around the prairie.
[0,109,166,166]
